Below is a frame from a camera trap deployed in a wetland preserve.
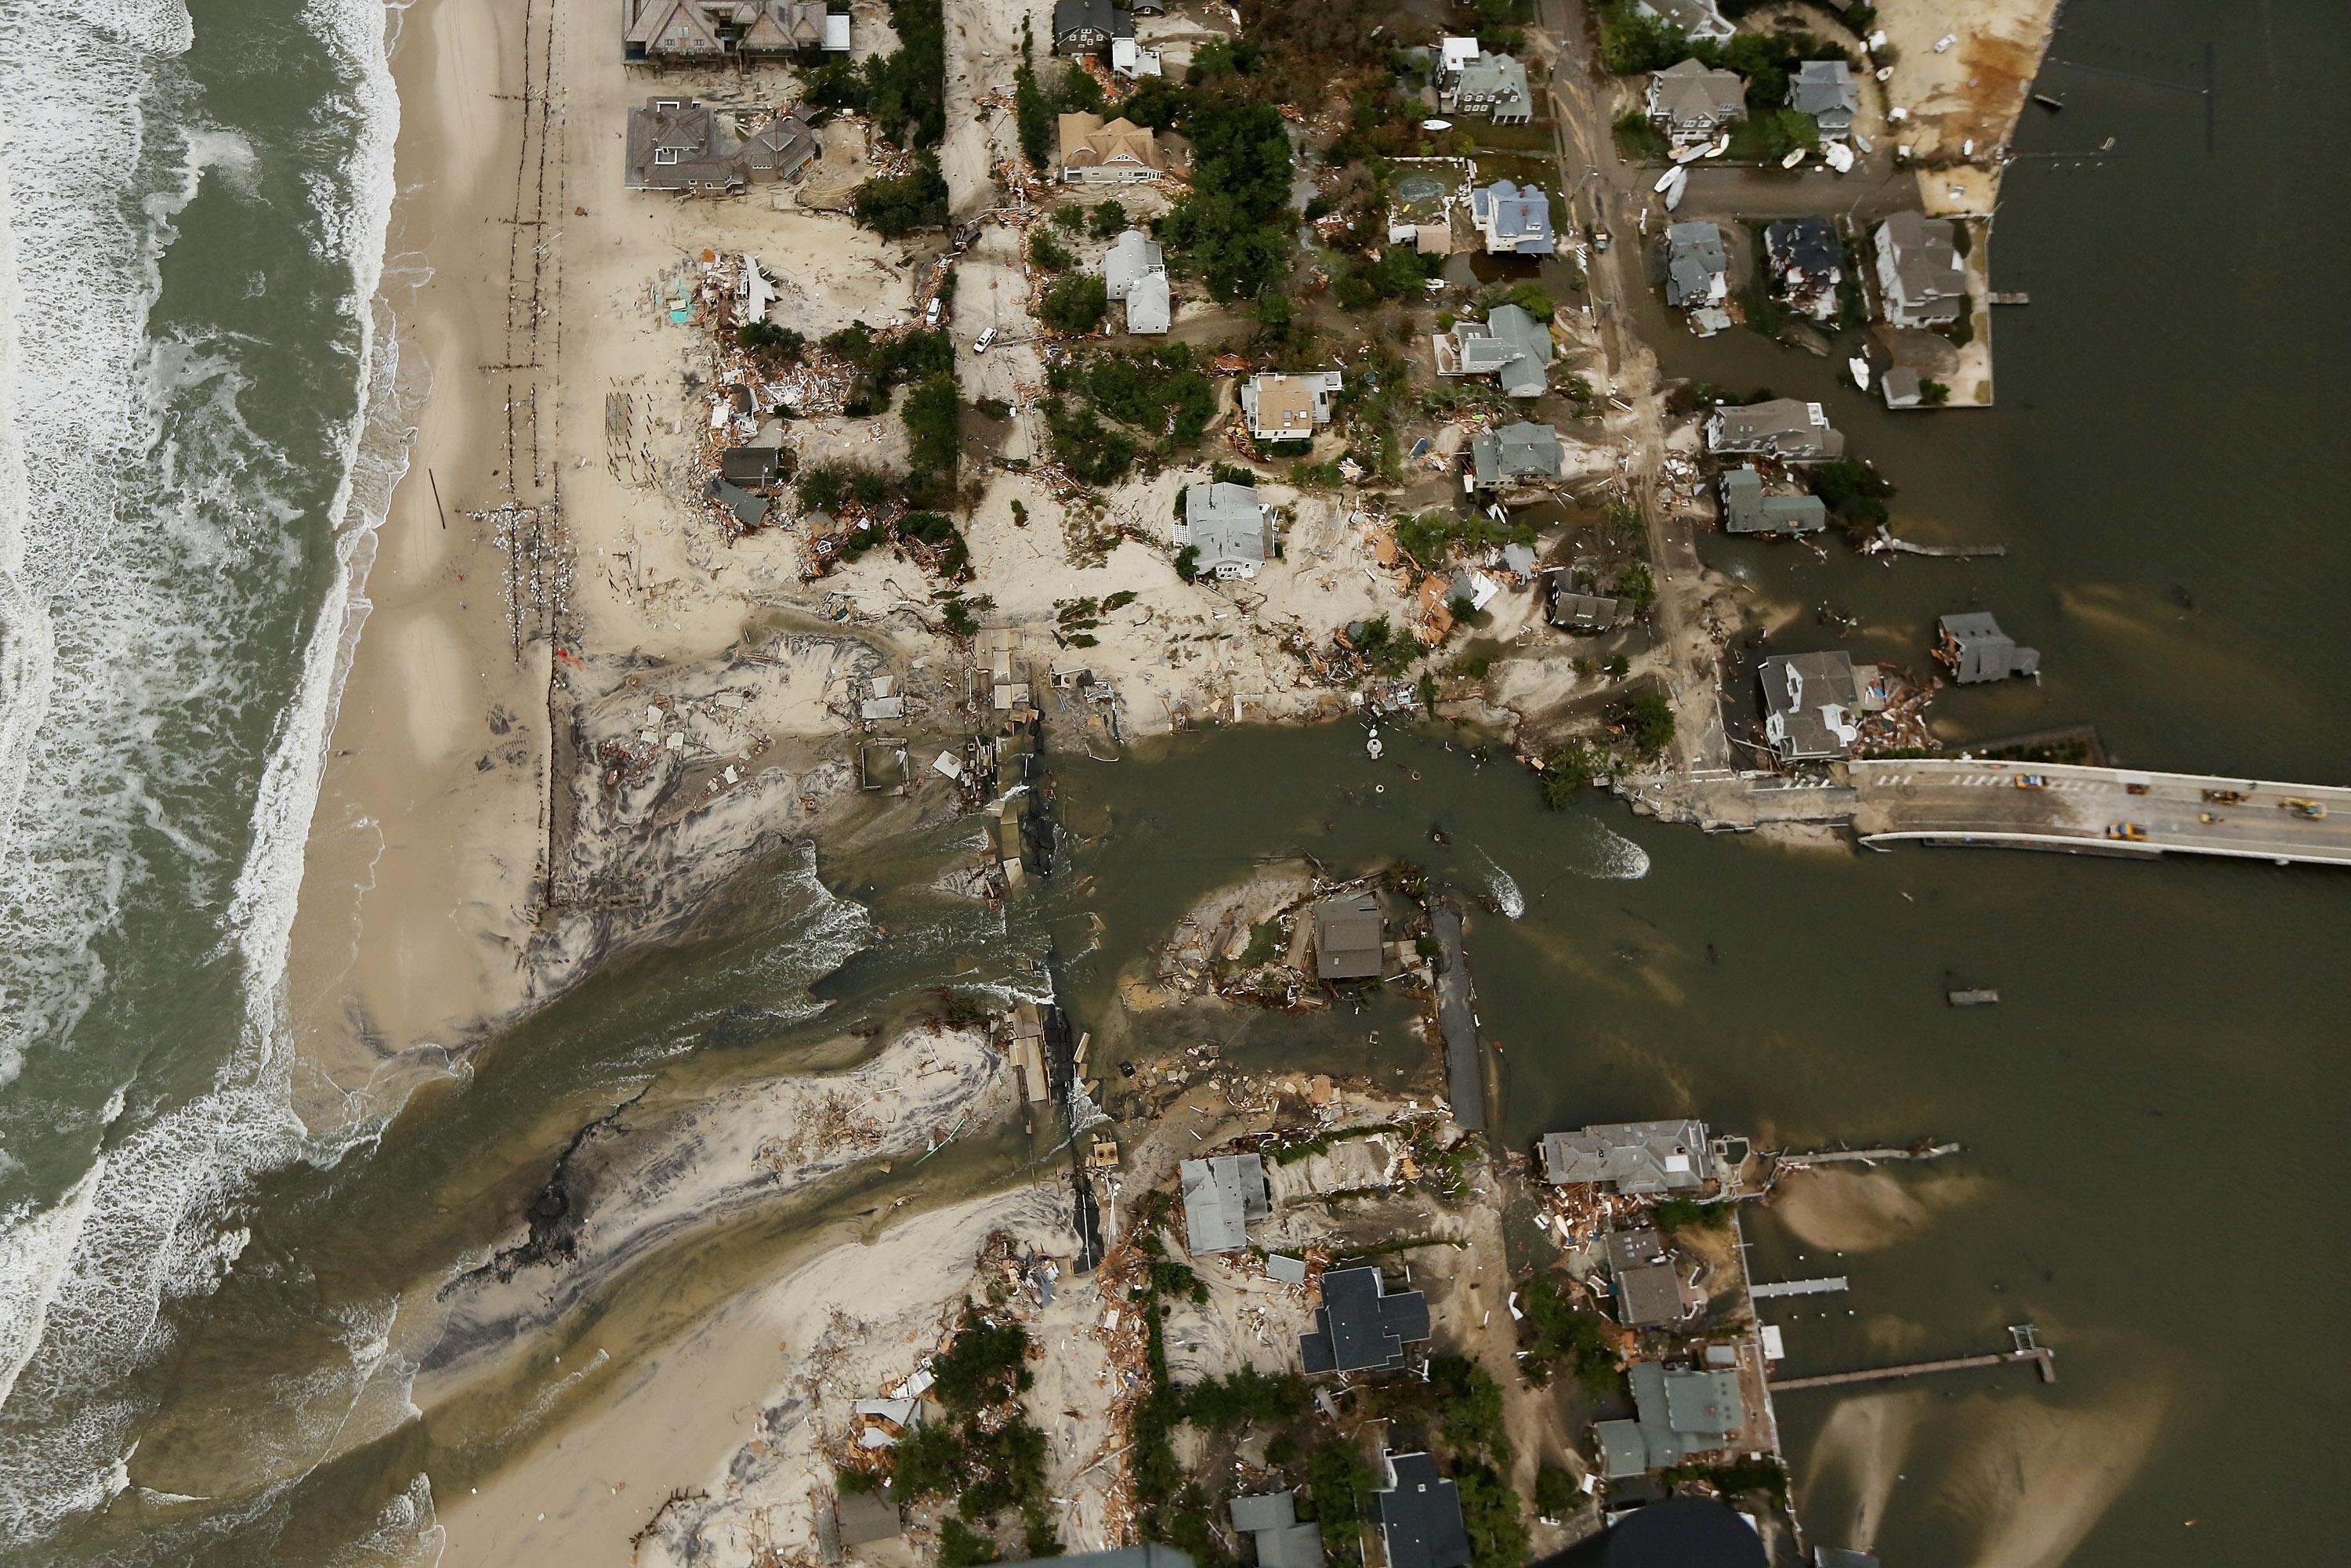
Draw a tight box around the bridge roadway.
[1845,759,2351,868]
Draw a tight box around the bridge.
[1845,759,2351,868]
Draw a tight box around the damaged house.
[1759,650,1889,763]
[1432,302,1552,400]
[1704,398,1844,462]
[1540,1119,1714,1193]
[1764,217,1842,322]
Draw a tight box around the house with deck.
[1431,302,1552,399]
[1177,481,1273,580]
[1469,179,1554,256]
[1241,371,1342,443]
[1788,59,1860,138]
[1471,422,1563,487]
[1705,398,1844,461]
[1058,112,1162,184]
[1443,52,1532,124]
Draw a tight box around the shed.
[834,1489,902,1547]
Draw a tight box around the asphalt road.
[1848,760,2351,866]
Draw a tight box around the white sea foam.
[1476,849,1526,918]
[0,0,410,1547]
[1578,820,1652,881]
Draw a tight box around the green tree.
[1306,1439,1379,1526]
[1541,741,1598,809]
[1534,1465,1578,1519]
[1038,274,1109,333]
[937,1519,1001,1568]
[853,154,949,237]
[1014,63,1052,168]
[1089,198,1128,239]
[1625,690,1675,755]
[903,371,961,477]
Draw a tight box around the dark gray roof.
[1877,210,1966,320]
[1182,481,1270,576]
[1179,1153,1270,1254]
[1548,581,1620,632]
[1052,0,1132,47]
[1312,893,1382,979]
[1300,1266,1429,1374]
[1376,1453,1471,1568]
[721,446,781,484]
[1604,1227,1692,1329]
[705,476,770,530]
[1765,217,1841,277]
[1648,58,1746,133]
[1540,1120,1712,1192]
[1759,650,1861,760]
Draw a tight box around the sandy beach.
[284,0,552,1127]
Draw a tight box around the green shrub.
[854,154,949,237]
[1625,690,1675,755]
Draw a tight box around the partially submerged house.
[1179,1153,1270,1255]
[1788,59,1860,138]
[1431,302,1552,399]
[1878,366,1923,409]
[1311,892,1382,979]
[1230,1493,1324,1568]
[1759,650,1887,762]
[1719,466,1828,534]
[1471,422,1563,487]
[1301,1266,1430,1374]
[1548,574,1620,633]
[1704,398,1844,461]
[1763,217,1842,321]
[1240,371,1342,442]
[1375,1453,1472,1568]
[1594,1361,1748,1479]
[720,446,782,486]
[1469,179,1554,256]
[1604,1226,1703,1330]
[1662,221,1728,310]
[1178,481,1273,580]
[1935,612,2040,683]
[1540,1120,1714,1193]
[1051,0,1133,56]
[1646,59,1746,146]
[1873,210,1967,328]
[1444,52,1532,124]
[1057,113,1162,184]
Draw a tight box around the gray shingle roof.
[1376,1453,1471,1568]
[1471,422,1563,487]
[1788,59,1860,129]
[1312,893,1382,978]
[1719,467,1828,534]
[1664,221,1728,308]
[1179,1153,1270,1254]
[1539,1120,1713,1192]
[1937,612,2038,682]
[1300,1266,1429,1374]
[1181,481,1270,576]
[1759,650,1862,760]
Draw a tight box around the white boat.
[1661,167,1687,210]
[1652,166,1683,194]
[1422,118,1452,131]
[1852,130,1874,153]
[1367,731,1384,759]
[1849,356,1871,392]
[1780,148,1806,169]
[1704,134,1731,158]
[1823,141,1854,173]
[1672,141,1709,164]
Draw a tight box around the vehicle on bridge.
[2203,789,2248,804]
[2013,774,2048,789]
[2280,798,2327,820]
[2107,822,2149,842]
[2198,812,2226,824]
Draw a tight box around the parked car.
[2106,822,2148,842]
[972,327,998,353]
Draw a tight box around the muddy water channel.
[1047,719,2347,1563]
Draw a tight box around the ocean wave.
[0,0,409,1547]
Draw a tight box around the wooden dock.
[1988,292,2030,306]
[1770,1327,2056,1390]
